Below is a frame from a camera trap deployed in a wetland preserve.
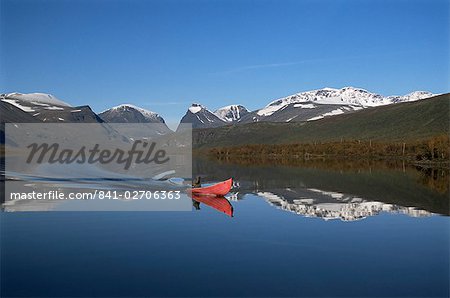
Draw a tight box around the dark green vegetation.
[208,135,449,165]
[193,94,449,164]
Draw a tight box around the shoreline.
[200,152,450,169]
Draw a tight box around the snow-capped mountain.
[99,104,166,124]
[178,103,226,129]
[262,87,434,111]
[0,92,103,123]
[214,105,249,122]
[237,87,435,124]
[99,104,171,136]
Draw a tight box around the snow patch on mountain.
[214,104,249,122]
[45,106,65,110]
[189,104,203,114]
[257,104,283,116]
[307,108,345,121]
[30,101,50,106]
[286,115,299,122]
[1,98,36,112]
[293,103,316,109]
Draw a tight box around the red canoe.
[190,194,234,217]
[190,178,233,196]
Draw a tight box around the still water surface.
[1,159,449,297]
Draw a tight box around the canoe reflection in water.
[189,194,234,217]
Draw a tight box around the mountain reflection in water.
[255,189,431,221]
[194,158,449,219]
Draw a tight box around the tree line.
[208,134,449,164]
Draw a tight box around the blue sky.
[1,0,449,125]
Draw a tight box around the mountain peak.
[179,103,226,129]
[188,103,205,114]
[109,104,159,117]
[99,104,165,124]
[251,86,436,121]
[403,91,434,100]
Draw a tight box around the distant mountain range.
[179,87,435,129]
[0,87,439,132]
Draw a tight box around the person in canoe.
[192,176,201,188]
[190,178,233,196]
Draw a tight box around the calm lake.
[1,158,449,297]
